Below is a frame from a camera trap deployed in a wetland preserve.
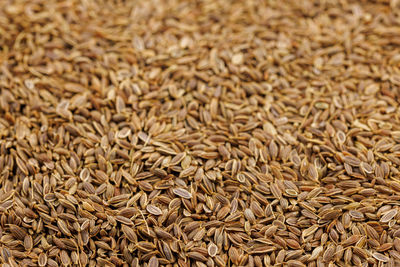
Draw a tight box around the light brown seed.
[0,2,399,267]
[149,256,159,267]
[244,209,256,224]
[122,225,137,243]
[381,209,398,223]
[24,235,33,251]
[38,253,47,267]
[322,245,335,262]
[146,204,162,216]
[287,260,306,267]
[372,252,389,262]
[60,250,71,266]
[172,188,192,199]
[208,242,218,257]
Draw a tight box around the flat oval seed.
[172,188,192,199]
[146,204,162,215]
[208,242,218,257]
[380,209,397,223]
[372,252,389,262]
[148,256,159,267]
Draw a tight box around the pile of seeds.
[1,0,400,266]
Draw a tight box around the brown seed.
[286,238,301,249]
[187,251,207,262]
[38,253,47,267]
[244,208,256,224]
[302,225,318,239]
[287,260,306,267]
[57,220,72,236]
[270,183,282,199]
[342,235,361,247]
[349,210,364,220]
[322,245,335,262]
[146,204,162,216]
[372,252,389,262]
[170,152,186,166]
[9,224,27,240]
[24,235,33,251]
[60,250,71,266]
[321,209,341,220]
[377,243,393,252]
[208,242,218,257]
[0,2,399,267]
[122,225,137,243]
[366,225,379,240]
[148,256,159,267]
[380,209,398,223]
[394,238,400,251]
[308,164,318,181]
[309,246,323,261]
[344,156,361,166]
[172,188,192,199]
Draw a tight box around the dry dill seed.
[172,188,193,199]
[380,209,398,223]
[146,204,163,216]
[1,0,400,266]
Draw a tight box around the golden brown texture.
[1,0,400,266]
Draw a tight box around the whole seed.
[172,188,193,199]
[146,204,163,216]
[208,242,218,257]
[380,209,398,223]
[372,252,390,262]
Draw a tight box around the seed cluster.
[1,0,400,266]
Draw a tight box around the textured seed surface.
[146,204,163,216]
[0,0,400,266]
[172,188,192,199]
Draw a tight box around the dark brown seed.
[9,225,27,240]
[187,251,207,262]
[342,235,361,247]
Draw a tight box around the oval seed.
[372,252,389,262]
[172,188,192,199]
[146,204,162,215]
[380,209,398,223]
[208,242,218,257]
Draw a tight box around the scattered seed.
[0,1,398,266]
